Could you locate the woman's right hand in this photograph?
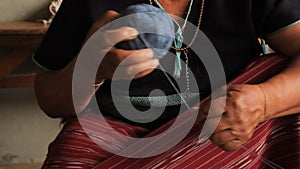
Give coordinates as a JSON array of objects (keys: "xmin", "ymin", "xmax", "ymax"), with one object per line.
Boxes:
[{"xmin": 85, "ymin": 10, "xmax": 159, "ymax": 82}]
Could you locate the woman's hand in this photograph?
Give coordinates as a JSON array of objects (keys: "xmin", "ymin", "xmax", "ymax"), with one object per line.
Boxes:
[
  {"xmin": 202, "ymin": 23, "xmax": 300, "ymax": 152},
  {"xmin": 35, "ymin": 10, "xmax": 159, "ymax": 118},
  {"xmin": 85, "ymin": 10, "xmax": 159, "ymax": 82},
  {"xmin": 199, "ymin": 84, "xmax": 266, "ymax": 151}
]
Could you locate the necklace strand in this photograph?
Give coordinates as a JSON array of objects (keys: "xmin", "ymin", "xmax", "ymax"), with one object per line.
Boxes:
[
  {"xmin": 183, "ymin": 49, "xmax": 190, "ymax": 95},
  {"xmin": 150, "ymin": 0, "xmax": 205, "ymax": 78},
  {"xmin": 152, "ymin": 0, "xmax": 194, "ymax": 78},
  {"xmin": 149, "ymin": 0, "xmax": 205, "ymax": 51}
]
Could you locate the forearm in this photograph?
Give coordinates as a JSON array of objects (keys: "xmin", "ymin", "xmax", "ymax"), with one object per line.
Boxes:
[
  {"xmin": 35, "ymin": 58, "xmax": 101, "ymax": 118},
  {"xmin": 259, "ymin": 55, "xmax": 300, "ymax": 120},
  {"xmin": 34, "ymin": 11, "xmax": 142, "ymax": 118}
]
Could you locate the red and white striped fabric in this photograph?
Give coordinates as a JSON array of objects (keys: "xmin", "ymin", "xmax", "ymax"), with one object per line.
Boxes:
[
  {"xmin": 41, "ymin": 111, "xmax": 150, "ymax": 168},
  {"xmin": 42, "ymin": 54, "xmax": 300, "ymax": 168},
  {"xmin": 96, "ymin": 114, "xmax": 300, "ymax": 169}
]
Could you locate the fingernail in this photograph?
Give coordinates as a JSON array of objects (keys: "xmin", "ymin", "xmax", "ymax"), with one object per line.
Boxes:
[
  {"xmin": 138, "ymin": 49, "xmax": 152, "ymax": 56},
  {"xmin": 153, "ymin": 59, "xmax": 159, "ymax": 65},
  {"xmin": 146, "ymin": 49, "xmax": 153, "ymax": 55},
  {"xmin": 127, "ymin": 28, "xmax": 138, "ymax": 36}
]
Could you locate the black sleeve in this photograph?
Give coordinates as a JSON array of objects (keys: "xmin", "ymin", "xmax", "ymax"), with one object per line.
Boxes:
[
  {"xmin": 252, "ymin": 0, "xmax": 300, "ymax": 36},
  {"xmin": 33, "ymin": 0, "xmax": 92, "ymax": 70}
]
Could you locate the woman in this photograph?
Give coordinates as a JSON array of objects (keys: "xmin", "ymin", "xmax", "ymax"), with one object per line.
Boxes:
[{"xmin": 33, "ymin": 0, "xmax": 300, "ymax": 168}]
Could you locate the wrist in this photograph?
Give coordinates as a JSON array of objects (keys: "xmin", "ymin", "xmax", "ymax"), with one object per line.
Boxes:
[
  {"xmin": 257, "ymin": 84, "xmax": 268, "ymax": 121},
  {"xmin": 256, "ymin": 83, "xmax": 276, "ymax": 120}
]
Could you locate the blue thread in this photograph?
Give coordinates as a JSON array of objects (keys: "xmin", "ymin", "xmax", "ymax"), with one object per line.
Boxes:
[{"xmin": 112, "ymin": 4, "xmax": 175, "ymax": 59}]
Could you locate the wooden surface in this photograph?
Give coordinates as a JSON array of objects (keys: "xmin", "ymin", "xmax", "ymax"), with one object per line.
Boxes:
[
  {"xmin": 0, "ymin": 21, "xmax": 48, "ymax": 35},
  {"xmin": 0, "ymin": 21, "xmax": 48, "ymax": 49},
  {"xmin": 0, "ymin": 22, "xmax": 49, "ymax": 88},
  {"xmin": 0, "ymin": 74, "xmax": 36, "ymax": 88},
  {"xmin": 0, "ymin": 49, "xmax": 33, "ymax": 78}
]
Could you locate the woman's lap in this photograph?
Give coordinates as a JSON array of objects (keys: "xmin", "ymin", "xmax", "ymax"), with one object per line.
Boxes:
[
  {"xmin": 41, "ymin": 109, "xmax": 150, "ymax": 169},
  {"xmin": 42, "ymin": 108, "xmax": 300, "ymax": 168}
]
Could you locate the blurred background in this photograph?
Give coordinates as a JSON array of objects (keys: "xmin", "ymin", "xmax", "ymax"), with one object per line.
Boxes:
[
  {"xmin": 0, "ymin": 0, "xmax": 61, "ymax": 168},
  {"xmin": 0, "ymin": 0, "xmax": 50, "ymax": 22}
]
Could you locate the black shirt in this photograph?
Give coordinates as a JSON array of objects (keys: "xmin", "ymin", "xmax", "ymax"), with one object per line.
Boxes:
[{"xmin": 33, "ymin": 0, "xmax": 300, "ymax": 127}]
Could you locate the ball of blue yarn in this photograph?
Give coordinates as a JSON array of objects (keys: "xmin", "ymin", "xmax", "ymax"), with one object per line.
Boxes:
[{"xmin": 113, "ymin": 4, "xmax": 175, "ymax": 59}]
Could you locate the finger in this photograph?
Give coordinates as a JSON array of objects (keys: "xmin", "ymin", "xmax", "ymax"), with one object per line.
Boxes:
[
  {"xmin": 214, "ymin": 120, "xmax": 255, "ymax": 142},
  {"xmin": 219, "ymin": 139, "xmax": 243, "ymax": 152},
  {"xmin": 109, "ymin": 59, "xmax": 158, "ymax": 80},
  {"xmin": 97, "ymin": 10, "xmax": 120, "ymax": 27},
  {"xmin": 213, "ymin": 109, "xmax": 252, "ymax": 136},
  {"xmin": 224, "ymin": 93, "xmax": 258, "ymax": 128},
  {"xmin": 212, "ymin": 97, "xmax": 240, "ymax": 131},
  {"xmin": 134, "ymin": 68, "xmax": 156, "ymax": 79},
  {"xmin": 87, "ymin": 10, "xmax": 120, "ymax": 38},
  {"xmin": 210, "ymin": 129, "xmax": 236, "ymax": 145},
  {"xmin": 202, "ymin": 93, "xmax": 236, "ymax": 133},
  {"xmin": 125, "ymin": 59, "xmax": 159, "ymax": 78},
  {"xmin": 227, "ymin": 84, "xmax": 243, "ymax": 93},
  {"xmin": 105, "ymin": 48, "xmax": 153, "ymax": 66},
  {"xmin": 202, "ymin": 96, "xmax": 226, "ymax": 117},
  {"xmin": 197, "ymin": 96, "xmax": 226, "ymax": 132},
  {"xmin": 211, "ymin": 117, "xmax": 230, "ymax": 135},
  {"xmin": 102, "ymin": 27, "xmax": 138, "ymax": 47}
]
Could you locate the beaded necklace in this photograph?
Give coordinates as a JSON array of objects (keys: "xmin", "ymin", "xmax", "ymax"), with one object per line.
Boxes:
[{"xmin": 149, "ymin": 0, "xmax": 205, "ymax": 78}]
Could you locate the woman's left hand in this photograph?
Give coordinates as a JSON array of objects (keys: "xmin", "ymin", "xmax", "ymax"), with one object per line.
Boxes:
[{"xmin": 200, "ymin": 84, "xmax": 266, "ymax": 151}]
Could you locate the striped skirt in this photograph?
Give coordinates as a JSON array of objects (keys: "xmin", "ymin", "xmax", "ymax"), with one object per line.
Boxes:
[{"xmin": 42, "ymin": 54, "xmax": 300, "ymax": 168}]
